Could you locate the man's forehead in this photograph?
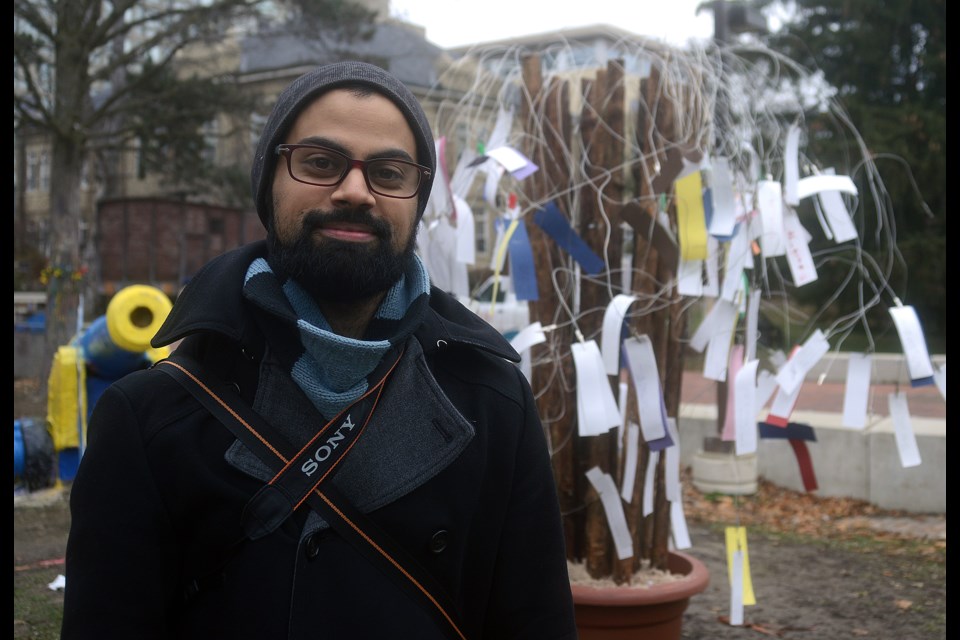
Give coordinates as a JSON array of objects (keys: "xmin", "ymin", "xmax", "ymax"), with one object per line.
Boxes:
[
  {"xmin": 299, "ymin": 87, "xmax": 402, "ymax": 116},
  {"xmin": 286, "ymin": 90, "xmax": 416, "ymax": 149}
]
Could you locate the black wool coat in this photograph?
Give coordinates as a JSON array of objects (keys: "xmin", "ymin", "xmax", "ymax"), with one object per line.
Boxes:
[{"xmin": 61, "ymin": 241, "xmax": 577, "ymax": 640}]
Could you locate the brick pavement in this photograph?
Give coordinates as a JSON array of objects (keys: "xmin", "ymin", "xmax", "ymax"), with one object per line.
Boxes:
[{"xmin": 681, "ymin": 370, "xmax": 945, "ymax": 419}]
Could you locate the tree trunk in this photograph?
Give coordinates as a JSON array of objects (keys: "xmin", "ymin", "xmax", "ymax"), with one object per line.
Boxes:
[{"xmin": 40, "ymin": 0, "xmax": 92, "ymax": 392}]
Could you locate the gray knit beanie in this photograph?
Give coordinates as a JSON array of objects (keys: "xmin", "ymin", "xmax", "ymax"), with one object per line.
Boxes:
[{"xmin": 250, "ymin": 61, "xmax": 436, "ymax": 230}]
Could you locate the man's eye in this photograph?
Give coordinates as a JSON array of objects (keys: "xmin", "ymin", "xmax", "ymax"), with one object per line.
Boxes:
[
  {"xmin": 370, "ymin": 163, "xmax": 406, "ymax": 183},
  {"xmin": 304, "ymin": 155, "xmax": 336, "ymax": 171}
]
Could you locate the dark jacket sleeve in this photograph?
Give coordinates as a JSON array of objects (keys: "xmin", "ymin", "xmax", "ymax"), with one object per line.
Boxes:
[
  {"xmin": 483, "ymin": 365, "xmax": 577, "ymax": 639},
  {"xmin": 61, "ymin": 382, "xmax": 180, "ymax": 639}
]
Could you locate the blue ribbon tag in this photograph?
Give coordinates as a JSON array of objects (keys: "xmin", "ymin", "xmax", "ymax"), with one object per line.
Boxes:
[
  {"xmin": 758, "ymin": 421, "xmax": 817, "ymax": 442},
  {"xmin": 532, "ymin": 202, "xmax": 605, "ymax": 275},
  {"xmin": 507, "ymin": 218, "xmax": 539, "ymax": 301}
]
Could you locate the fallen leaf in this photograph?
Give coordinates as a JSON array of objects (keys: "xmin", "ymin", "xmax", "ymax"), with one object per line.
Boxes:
[
  {"xmin": 681, "ymin": 469, "xmax": 946, "ymax": 559},
  {"xmin": 746, "ymin": 622, "xmax": 781, "ymax": 636}
]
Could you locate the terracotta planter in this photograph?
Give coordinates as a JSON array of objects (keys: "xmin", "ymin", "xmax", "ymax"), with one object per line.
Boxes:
[{"xmin": 571, "ymin": 551, "xmax": 710, "ymax": 640}]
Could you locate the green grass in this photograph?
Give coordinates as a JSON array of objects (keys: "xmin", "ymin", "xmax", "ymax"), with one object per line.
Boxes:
[{"xmin": 14, "ymin": 567, "xmax": 64, "ymax": 640}]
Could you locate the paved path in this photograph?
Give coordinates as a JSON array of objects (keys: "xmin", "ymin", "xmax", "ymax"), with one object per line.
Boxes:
[{"xmin": 681, "ymin": 371, "xmax": 946, "ymax": 419}]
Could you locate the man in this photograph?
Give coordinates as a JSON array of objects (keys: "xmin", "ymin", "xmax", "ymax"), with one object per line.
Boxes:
[{"xmin": 61, "ymin": 61, "xmax": 577, "ymax": 639}]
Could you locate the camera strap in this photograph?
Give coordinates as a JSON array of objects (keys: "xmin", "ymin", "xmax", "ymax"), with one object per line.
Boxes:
[{"xmin": 156, "ymin": 352, "xmax": 468, "ymax": 640}]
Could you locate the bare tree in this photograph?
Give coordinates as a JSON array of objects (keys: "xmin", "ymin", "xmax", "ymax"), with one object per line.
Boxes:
[{"xmin": 14, "ymin": 0, "xmax": 378, "ymax": 387}]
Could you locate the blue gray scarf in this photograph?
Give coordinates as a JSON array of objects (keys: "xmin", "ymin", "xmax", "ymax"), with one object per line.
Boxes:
[{"xmin": 242, "ymin": 255, "xmax": 431, "ymax": 419}]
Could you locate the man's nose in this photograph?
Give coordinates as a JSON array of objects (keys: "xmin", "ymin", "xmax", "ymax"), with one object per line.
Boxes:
[{"xmin": 331, "ymin": 166, "xmax": 376, "ymax": 206}]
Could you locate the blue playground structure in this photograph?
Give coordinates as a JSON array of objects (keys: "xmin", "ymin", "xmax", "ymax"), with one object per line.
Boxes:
[{"xmin": 14, "ymin": 285, "xmax": 173, "ymax": 489}]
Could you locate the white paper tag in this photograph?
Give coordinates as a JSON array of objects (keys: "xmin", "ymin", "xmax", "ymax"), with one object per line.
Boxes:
[
  {"xmin": 620, "ymin": 423, "xmax": 640, "ymax": 503},
  {"xmin": 782, "ymin": 207, "xmax": 818, "ymax": 287},
  {"xmin": 729, "ymin": 549, "xmax": 745, "ymax": 626},
  {"xmin": 816, "ymin": 168, "xmax": 859, "ymax": 243},
  {"xmin": 720, "ymin": 225, "xmax": 750, "ymax": 302},
  {"xmin": 509, "ymin": 322, "xmax": 547, "ymax": 385},
  {"xmin": 623, "ymin": 336, "xmax": 668, "ymax": 442},
  {"xmin": 757, "ymin": 180, "xmax": 786, "ymax": 258},
  {"xmin": 768, "ymin": 378, "xmax": 802, "ymax": 424},
  {"xmin": 703, "ymin": 235, "xmax": 720, "ymax": 297},
  {"xmin": 585, "ymin": 467, "xmax": 634, "ymax": 560},
  {"xmin": 796, "ymin": 173, "xmax": 857, "ymax": 200},
  {"xmin": 708, "ymin": 157, "xmax": 738, "ymax": 237},
  {"xmin": 775, "ymin": 330, "xmax": 830, "ymax": 396},
  {"xmin": 754, "ymin": 370, "xmax": 778, "ymax": 415},
  {"xmin": 887, "ymin": 392, "xmax": 922, "ymax": 468},
  {"xmin": 601, "ymin": 295, "xmax": 637, "ymax": 376},
  {"xmin": 689, "ymin": 299, "xmax": 738, "ymax": 382},
  {"xmin": 677, "ymin": 259, "xmax": 704, "ymax": 297},
  {"xmin": 888, "ymin": 306, "xmax": 935, "ymax": 381},
  {"xmin": 842, "ymin": 353, "xmax": 872, "ymax": 430},
  {"xmin": 783, "ymin": 124, "xmax": 802, "ymax": 206},
  {"xmin": 703, "ymin": 305, "xmax": 738, "ymax": 382},
  {"xmin": 934, "ymin": 364, "xmax": 946, "ymax": 400},
  {"xmin": 642, "ymin": 450, "xmax": 659, "ymax": 517},
  {"xmin": 485, "ymin": 145, "xmax": 531, "ymax": 173},
  {"xmin": 571, "ymin": 341, "xmax": 622, "ymax": 436},
  {"xmin": 735, "ymin": 360, "xmax": 760, "ymax": 455}
]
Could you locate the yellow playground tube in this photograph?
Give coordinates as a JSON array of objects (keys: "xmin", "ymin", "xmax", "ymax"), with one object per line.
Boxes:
[{"xmin": 46, "ymin": 285, "xmax": 173, "ymax": 480}]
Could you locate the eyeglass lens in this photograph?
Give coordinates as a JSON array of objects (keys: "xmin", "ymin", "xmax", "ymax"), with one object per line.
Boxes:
[{"xmin": 287, "ymin": 146, "xmax": 421, "ymax": 197}]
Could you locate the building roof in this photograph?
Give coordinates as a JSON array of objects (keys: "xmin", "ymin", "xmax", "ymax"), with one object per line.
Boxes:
[
  {"xmin": 445, "ymin": 23, "xmax": 667, "ymax": 55},
  {"xmin": 239, "ymin": 19, "xmax": 449, "ymax": 91}
]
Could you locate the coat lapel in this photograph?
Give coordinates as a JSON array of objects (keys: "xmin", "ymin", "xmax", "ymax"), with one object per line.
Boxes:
[{"xmin": 225, "ymin": 334, "xmax": 474, "ymax": 534}]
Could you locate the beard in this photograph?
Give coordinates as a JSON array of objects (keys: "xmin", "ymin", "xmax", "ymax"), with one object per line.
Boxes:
[{"xmin": 268, "ymin": 207, "xmax": 417, "ymax": 303}]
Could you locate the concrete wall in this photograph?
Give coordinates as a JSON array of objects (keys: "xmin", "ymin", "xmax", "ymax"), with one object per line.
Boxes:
[{"xmin": 677, "ymin": 403, "xmax": 946, "ymax": 514}]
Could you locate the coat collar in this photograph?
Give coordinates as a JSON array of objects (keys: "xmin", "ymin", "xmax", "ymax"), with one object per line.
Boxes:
[
  {"xmin": 152, "ymin": 240, "xmax": 521, "ymax": 364},
  {"xmin": 152, "ymin": 241, "xmax": 266, "ymax": 349}
]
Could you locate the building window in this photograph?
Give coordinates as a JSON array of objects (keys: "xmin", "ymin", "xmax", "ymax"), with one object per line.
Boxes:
[
  {"xmin": 26, "ymin": 150, "xmax": 39, "ymax": 191},
  {"xmin": 136, "ymin": 137, "xmax": 147, "ymax": 179},
  {"xmin": 39, "ymin": 150, "xmax": 50, "ymax": 191},
  {"xmin": 201, "ymin": 119, "xmax": 218, "ymax": 165}
]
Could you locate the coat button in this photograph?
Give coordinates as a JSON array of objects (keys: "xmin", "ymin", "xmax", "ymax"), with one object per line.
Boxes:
[
  {"xmin": 304, "ymin": 532, "xmax": 324, "ymax": 559},
  {"xmin": 429, "ymin": 530, "xmax": 449, "ymax": 554}
]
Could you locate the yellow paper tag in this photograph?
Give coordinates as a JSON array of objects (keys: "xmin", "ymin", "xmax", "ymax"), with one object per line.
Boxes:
[
  {"xmin": 489, "ymin": 218, "xmax": 521, "ymax": 316},
  {"xmin": 725, "ymin": 526, "xmax": 756, "ymax": 605},
  {"xmin": 675, "ymin": 170, "xmax": 708, "ymax": 261}
]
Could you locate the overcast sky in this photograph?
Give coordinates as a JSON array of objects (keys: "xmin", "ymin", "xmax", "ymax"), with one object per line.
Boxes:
[{"xmin": 388, "ymin": 0, "xmax": 722, "ymax": 49}]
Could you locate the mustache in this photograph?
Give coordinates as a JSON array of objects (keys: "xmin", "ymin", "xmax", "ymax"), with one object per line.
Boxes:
[{"xmin": 301, "ymin": 208, "xmax": 391, "ymax": 239}]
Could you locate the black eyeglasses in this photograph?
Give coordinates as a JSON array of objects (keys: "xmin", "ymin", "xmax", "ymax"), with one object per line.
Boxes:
[{"xmin": 276, "ymin": 144, "xmax": 431, "ymax": 199}]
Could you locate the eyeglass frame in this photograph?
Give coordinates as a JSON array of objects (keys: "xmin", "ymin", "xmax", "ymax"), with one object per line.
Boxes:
[{"xmin": 275, "ymin": 143, "xmax": 431, "ymax": 200}]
